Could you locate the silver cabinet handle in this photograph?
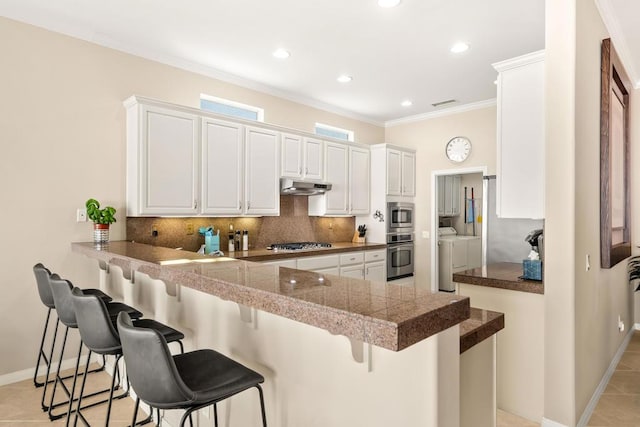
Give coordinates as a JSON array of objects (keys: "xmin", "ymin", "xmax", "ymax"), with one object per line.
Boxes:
[
  {"xmin": 247, "ymin": 201, "xmax": 251, "ymax": 210},
  {"xmin": 194, "ymin": 200, "xmax": 198, "ymax": 209},
  {"xmin": 306, "ymin": 167, "xmax": 309, "ymax": 174},
  {"xmin": 299, "ymin": 167, "xmax": 302, "ymax": 175},
  {"xmin": 239, "ymin": 201, "xmax": 242, "ymax": 210}
]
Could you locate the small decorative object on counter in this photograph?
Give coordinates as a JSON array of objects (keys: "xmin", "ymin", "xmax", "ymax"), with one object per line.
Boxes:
[
  {"xmin": 85, "ymin": 198, "xmax": 116, "ymax": 244},
  {"xmin": 242, "ymin": 230, "xmax": 249, "ymax": 251}
]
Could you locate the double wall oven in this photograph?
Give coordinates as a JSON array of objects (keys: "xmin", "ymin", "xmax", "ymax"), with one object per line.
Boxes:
[{"xmin": 387, "ymin": 202, "xmax": 415, "ymax": 280}]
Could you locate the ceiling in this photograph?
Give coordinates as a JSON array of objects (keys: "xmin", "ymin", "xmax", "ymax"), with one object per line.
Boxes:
[{"xmin": 0, "ymin": 1, "xmax": 637, "ymax": 125}]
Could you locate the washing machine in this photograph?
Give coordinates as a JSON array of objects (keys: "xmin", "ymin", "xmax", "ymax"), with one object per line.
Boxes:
[{"xmin": 438, "ymin": 227, "xmax": 481, "ymax": 292}]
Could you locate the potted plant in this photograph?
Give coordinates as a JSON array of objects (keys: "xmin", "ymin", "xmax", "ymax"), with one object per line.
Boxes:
[{"xmin": 86, "ymin": 198, "xmax": 116, "ymax": 243}]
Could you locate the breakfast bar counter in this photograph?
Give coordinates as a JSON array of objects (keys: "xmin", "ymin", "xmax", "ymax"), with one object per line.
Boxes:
[
  {"xmin": 71, "ymin": 241, "xmax": 505, "ymax": 427},
  {"xmin": 72, "ymin": 241, "xmax": 469, "ymax": 351},
  {"xmin": 453, "ymin": 262, "xmax": 544, "ymax": 295}
]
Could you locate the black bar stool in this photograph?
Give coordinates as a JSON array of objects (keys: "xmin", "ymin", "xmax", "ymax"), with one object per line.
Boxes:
[
  {"xmin": 70, "ymin": 287, "xmax": 185, "ymax": 426},
  {"xmin": 117, "ymin": 311, "xmax": 267, "ymax": 427},
  {"xmin": 32, "ymin": 263, "xmax": 112, "ymax": 412},
  {"xmin": 47, "ymin": 273, "xmax": 143, "ymax": 422}
]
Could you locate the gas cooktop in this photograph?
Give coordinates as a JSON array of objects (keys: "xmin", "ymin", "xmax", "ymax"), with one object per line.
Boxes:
[{"xmin": 268, "ymin": 242, "xmax": 332, "ymax": 251}]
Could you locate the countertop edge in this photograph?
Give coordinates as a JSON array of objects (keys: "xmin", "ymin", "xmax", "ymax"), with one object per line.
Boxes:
[{"xmin": 72, "ymin": 241, "xmax": 469, "ymax": 352}]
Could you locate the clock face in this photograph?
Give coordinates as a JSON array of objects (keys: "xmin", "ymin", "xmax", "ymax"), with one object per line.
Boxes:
[{"xmin": 445, "ymin": 136, "xmax": 471, "ymax": 163}]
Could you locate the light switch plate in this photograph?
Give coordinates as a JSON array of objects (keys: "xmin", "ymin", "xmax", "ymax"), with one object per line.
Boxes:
[{"xmin": 422, "ymin": 230, "xmax": 429, "ymax": 239}]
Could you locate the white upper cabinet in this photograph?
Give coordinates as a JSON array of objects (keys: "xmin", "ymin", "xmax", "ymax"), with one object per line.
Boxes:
[
  {"xmin": 493, "ymin": 50, "xmax": 545, "ymax": 219},
  {"xmin": 312, "ymin": 141, "xmax": 349, "ymax": 214},
  {"xmin": 280, "ymin": 133, "xmax": 303, "ymax": 178},
  {"xmin": 439, "ymin": 175, "xmax": 461, "ymax": 216},
  {"xmin": 281, "ymin": 134, "xmax": 323, "ymax": 181},
  {"xmin": 303, "ymin": 137, "xmax": 323, "ymax": 181},
  {"xmin": 126, "ymin": 101, "xmax": 199, "ymax": 216},
  {"xmin": 386, "ymin": 149, "xmax": 402, "ymax": 196},
  {"xmin": 245, "ymin": 126, "xmax": 280, "ymax": 215},
  {"xmin": 349, "ymin": 146, "xmax": 370, "ymax": 214},
  {"xmin": 386, "ymin": 148, "xmax": 415, "ymax": 197},
  {"xmin": 401, "ymin": 151, "xmax": 416, "ymax": 197},
  {"xmin": 201, "ymin": 118, "xmax": 243, "ymax": 215},
  {"xmin": 309, "ymin": 141, "xmax": 370, "ymax": 216}
]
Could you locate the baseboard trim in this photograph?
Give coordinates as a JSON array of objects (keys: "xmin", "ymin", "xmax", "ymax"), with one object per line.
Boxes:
[
  {"xmin": 575, "ymin": 326, "xmax": 634, "ymax": 427},
  {"xmin": 541, "ymin": 417, "xmax": 569, "ymax": 427},
  {"xmin": 0, "ymin": 354, "xmax": 95, "ymax": 386}
]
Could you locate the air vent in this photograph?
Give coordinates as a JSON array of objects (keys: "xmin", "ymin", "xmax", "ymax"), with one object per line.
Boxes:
[{"xmin": 431, "ymin": 99, "xmax": 457, "ymax": 107}]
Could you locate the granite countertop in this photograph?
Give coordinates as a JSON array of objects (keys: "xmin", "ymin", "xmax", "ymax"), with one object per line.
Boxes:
[
  {"xmin": 72, "ymin": 241, "xmax": 470, "ymax": 352},
  {"xmin": 226, "ymin": 241, "xmax": 388, "ymax": 262},
  {"xmin": 452, "ymin": 262, "xmax": 544, "ymax": 295},
  {"xmin": 459, "ymin": 308, "xmax": 505, "ymax": 354}
]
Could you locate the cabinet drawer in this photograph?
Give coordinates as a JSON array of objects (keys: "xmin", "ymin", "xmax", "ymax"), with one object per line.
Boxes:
[
  {"xmin": 297, "ymin": 255, "xmax": 340, "ymax": 271},
  {"xmin": 365, "ymin": 249, "xmax": 386, "ymax": 263},
  {"xmin": 340, "ymin": 252, "xmax": 365, "ymax": 266},
  {"xmin": 261, "ymin": 259, "xmax": 297, "ymax": 268}
]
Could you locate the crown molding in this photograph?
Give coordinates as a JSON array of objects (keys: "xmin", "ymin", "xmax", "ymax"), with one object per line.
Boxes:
[{"xmin": 384, "ymin": 99, "xmax": 497, "ymax": 128}]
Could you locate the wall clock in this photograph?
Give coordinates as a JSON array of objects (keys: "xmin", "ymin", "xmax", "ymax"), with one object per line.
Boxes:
[{"xmin": 445, "ymin": 136, "xmax": 471, "ymax": 163}]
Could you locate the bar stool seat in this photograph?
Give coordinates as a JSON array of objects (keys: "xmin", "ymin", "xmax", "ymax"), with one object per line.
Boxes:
[
  {"xmin": 71, "ymin": 287, "xmax": 185, "ymax": 426},
  {"xmin": 46, "ymin": 274, "xmax": 143, "ymax": 422},
  {"xmin": 117, "ymin": 312, "xmax": 267, "ymax": 427}
]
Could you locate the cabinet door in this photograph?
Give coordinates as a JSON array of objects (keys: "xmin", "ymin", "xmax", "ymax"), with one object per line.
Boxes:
[
  {"xmin": 451, "ymin": 175, "xmax": 461, "ymax": 216},
  {"xmin": 201, "ymin": 118, "xmax": 243, "ymax": 215},
  {"xmin": 340, "ymin": 264, "xmax": 365, "ymax": 279},
  {"xmin": 437, "ymin": 176, "xmax": 445, "ymax": 216},
  {"xmin": 365, "ymin": 261, "xmax": 386, "ymax": 282},
  {"xmin": 140, "ymin": 106, "xmax": 199, "ymax": 215},
  {"xmin": 495, "ymin": 53, "xmax": 545, "ymax": 219},
  {"xmin": 444, "ymin": 176, "xmax": 454, "ymax": 215},
  {"xmin": 349, "ymin": 146, "xmax": 370, "ymax": 214},
  {"xmin": 303, "ymin": 137, "xmax": 323, "ymax": 180},
  {"xmin": 245, "ymin": 126, "xmax": 280, "ymax": 215},
  {"xmin": 401, "ymin": 151, "xmax": 416, "ymax": 196},
  {"xmin": 322, "ymin": 142, "xmax": 349, "ymax": 214},
  {"xmin": 386, "ymin": 149, "xmax": 402, "ymax": 196},
  {"xmin": 281, "ymin": 133, "xmax": 303, "ymax": 178},
  {"xmin": 451, "ymin": 240, "xmax": 468, "ymax": 270}
]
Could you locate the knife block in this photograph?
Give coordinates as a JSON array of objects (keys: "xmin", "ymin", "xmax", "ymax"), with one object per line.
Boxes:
[{"xmin": 352, "ymin": 232, "xmax": 365, "ymax": 243}]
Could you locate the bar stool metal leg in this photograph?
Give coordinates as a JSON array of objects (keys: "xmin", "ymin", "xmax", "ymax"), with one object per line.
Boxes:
[
  {"xmin": 33, "ymin": 308, "xmax": 52, "ymax": 388},
  {"xmin": 40, "ymin": 317, "xmax": 60, "ymax": 411}
]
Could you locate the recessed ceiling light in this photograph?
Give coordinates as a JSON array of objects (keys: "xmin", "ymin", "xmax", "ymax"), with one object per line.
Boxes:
[
  {"xmin": 493, "ymin": 79, "xmax": 498, "ymax": 85},
  {"xmin": 378, "ymin": 0, "xmax": 401, "ymax": 7},
  {"xmin": 337, "ymin": 75, "xmax": 353, "ymax": 83},
  {"xmin": 272, "ymin": 48, "xmax": 290, "ymax": 59},
  {"xmin": 450, "ymin": 42, "xmax": 470, "ymax": 54},
  {"xmin": 401, "ymin": 100, "xmax": 413, "ymax": 107}
]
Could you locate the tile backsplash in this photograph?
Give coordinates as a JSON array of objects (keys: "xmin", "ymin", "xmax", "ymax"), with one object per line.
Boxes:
[{"xmin": 126, "ymin": 196, "xmax": 355, "ymax": 252}]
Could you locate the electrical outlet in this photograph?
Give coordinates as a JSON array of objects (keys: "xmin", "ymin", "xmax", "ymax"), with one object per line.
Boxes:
[
  {"xmin": 186, "ymin": 223, "xmax": 194, "ymax": 235},
  {"xmin": 76, "ymin": 208, "xmax": 87, "ymax": 222},
  {"xmin": 151, "ymin": 225, "xmax": 158, "ymax": 237}
]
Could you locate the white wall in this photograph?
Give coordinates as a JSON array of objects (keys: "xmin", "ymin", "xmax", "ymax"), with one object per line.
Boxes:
[
  {"xmin": 0, "ymin": 16, "xmax": 384, "ymax": 377},
  {"xmin": 384, "ymin": 107, "xmax": 497, "ymax": 287}
]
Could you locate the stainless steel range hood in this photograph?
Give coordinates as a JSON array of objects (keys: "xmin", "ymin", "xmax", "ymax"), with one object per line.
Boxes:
[{"xmin": 280, "ymin": 178, "xmax": 332, "ymax": 196}]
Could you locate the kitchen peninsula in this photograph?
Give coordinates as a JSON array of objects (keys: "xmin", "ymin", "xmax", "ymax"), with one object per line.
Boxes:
[
  {"xmin": 71, "ymin": 241, "xmax": 499, "ymax": 427},
  {"xmin": 453, "ymin": 262, "xmax": 544, "ymax": 423}
]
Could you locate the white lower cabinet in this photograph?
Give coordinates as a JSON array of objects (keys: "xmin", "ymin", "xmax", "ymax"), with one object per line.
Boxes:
[
  {"xmin": 297, "ymin": 255, "xmax": 340, "ymax": 272},
  {"xmin": 261, "ymin": 249, "xmax": 386, "ymax": 282},
  {"xmin": 340, "ymin": 264, "xmax": 365, "ymax": 279},
  {"xmin": 261, "ymin": 259, "xmax": 297, "ymax": 268},
  {"xmin": 365, "ymin": 261, "xmax": 385, "ymax": 282}
]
